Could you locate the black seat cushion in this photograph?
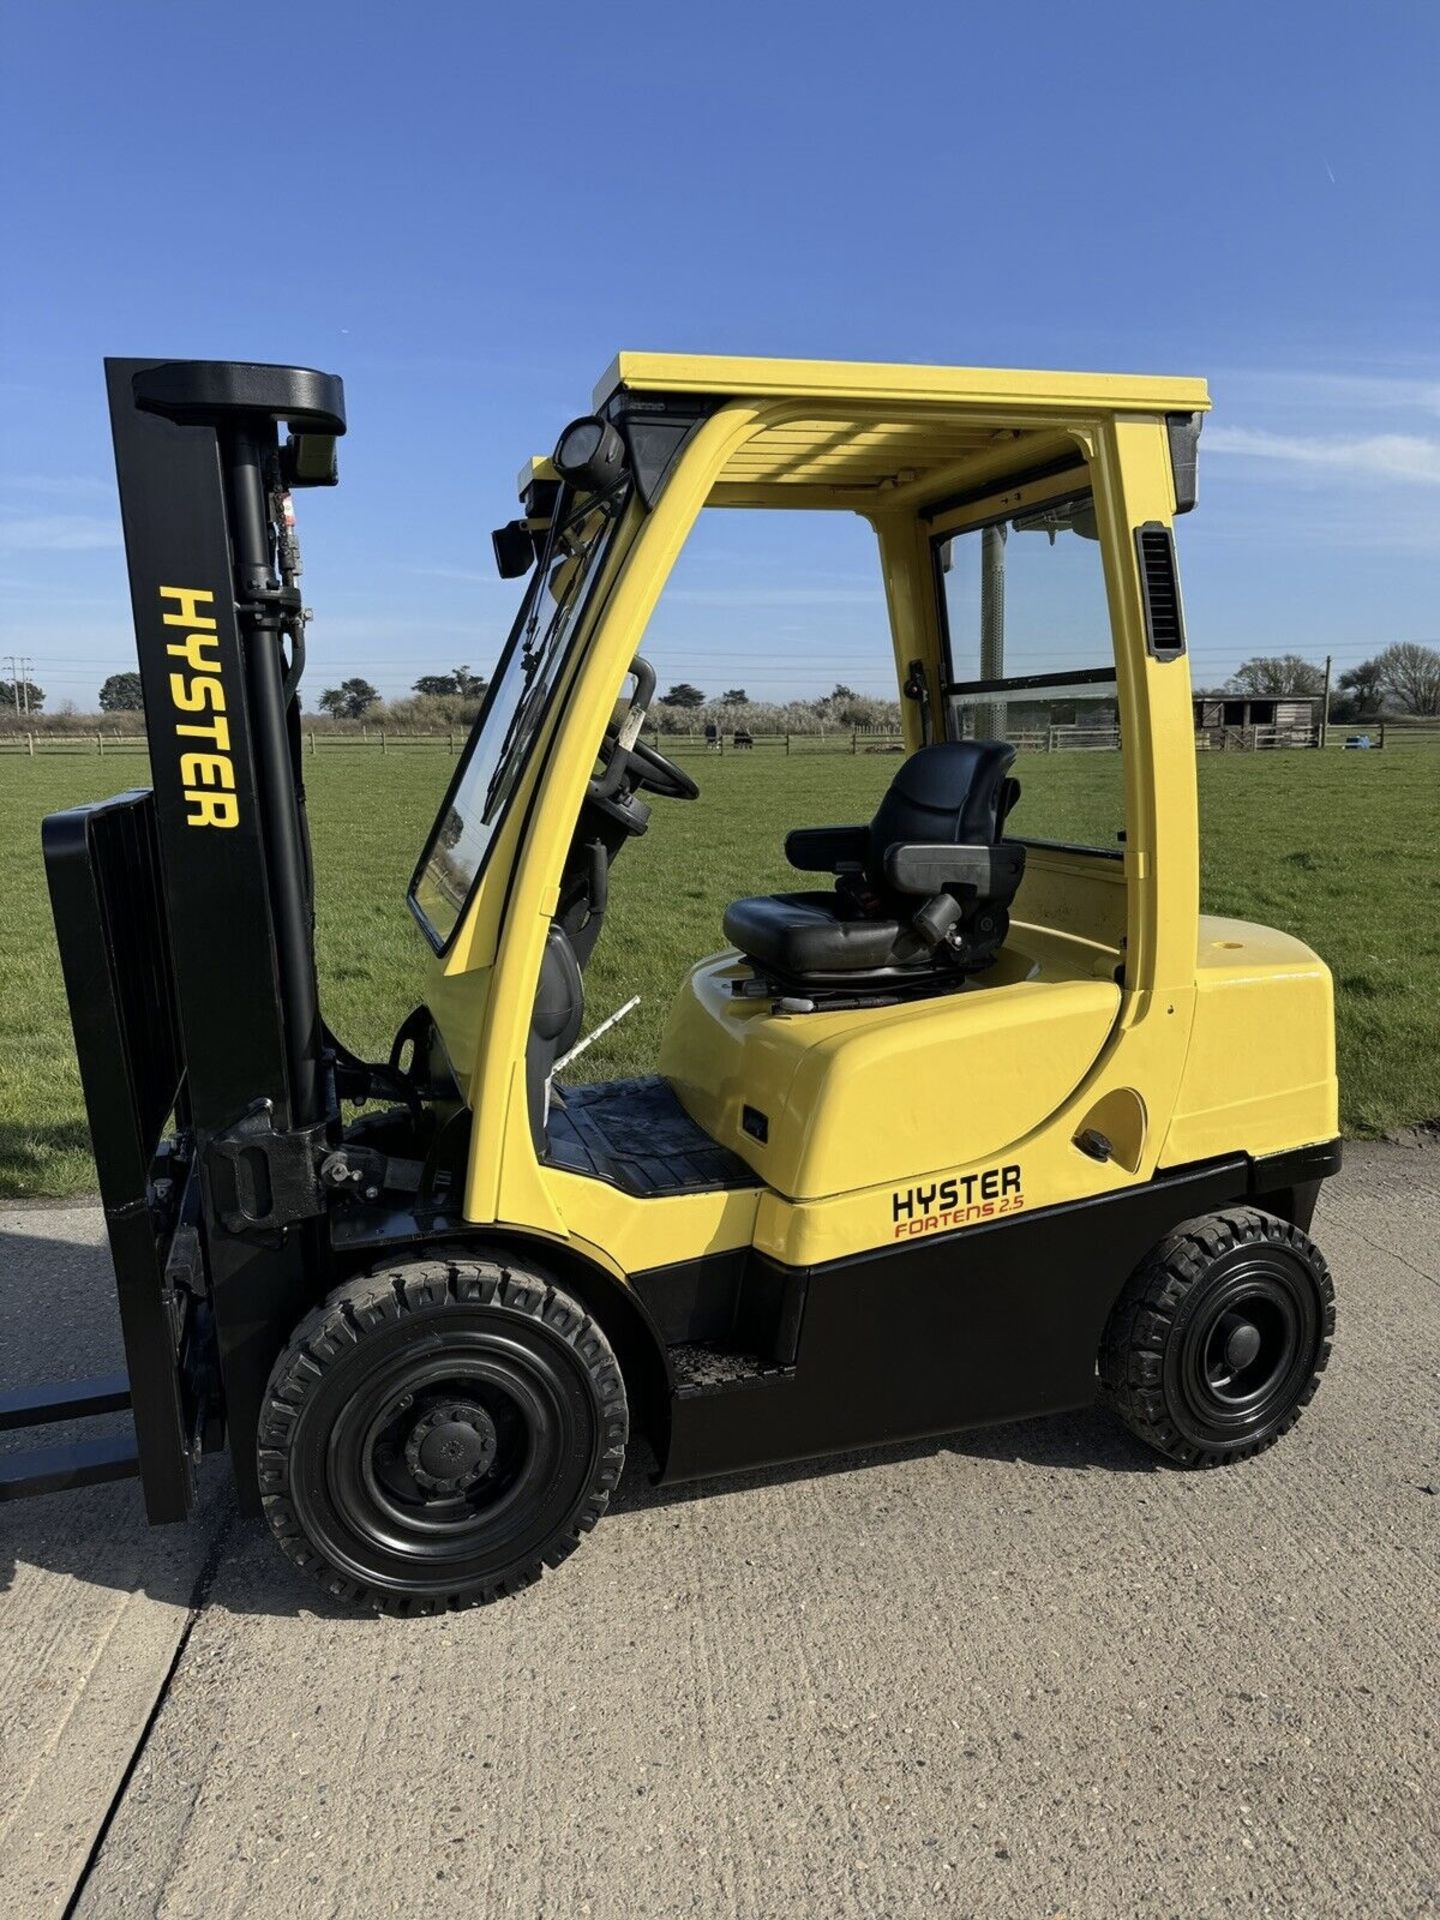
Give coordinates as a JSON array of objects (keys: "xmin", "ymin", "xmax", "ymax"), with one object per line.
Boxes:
[
  {"xmin": 722, "ymin": 891, "xmax": 904, "ymax": 976},
  {"xmin": 724, "ymin": 741, "xmax": 1024, "ymax": 989}
]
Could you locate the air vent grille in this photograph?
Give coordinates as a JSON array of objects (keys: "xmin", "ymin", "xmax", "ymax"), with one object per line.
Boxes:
[{"xmin": 1134, "ymin": 523, "xmax": 1186, "ymax": 659}]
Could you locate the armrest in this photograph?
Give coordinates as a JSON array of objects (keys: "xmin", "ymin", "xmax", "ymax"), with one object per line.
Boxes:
[
  {"xmin": 884, "ymin": 841, "xmax": 1026, "ymax": 897},
  {"xmin": 784, "ymin": 824, "xmax": 869, "ymax": 873}
]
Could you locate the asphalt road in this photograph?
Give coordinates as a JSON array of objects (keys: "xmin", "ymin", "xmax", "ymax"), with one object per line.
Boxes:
[{"xmin": 2, "ymin": 1144, "xmax": 1436, "ymax": 1920}]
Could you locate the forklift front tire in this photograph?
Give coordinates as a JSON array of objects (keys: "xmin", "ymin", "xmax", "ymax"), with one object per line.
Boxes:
[
  {"xmin": 257, "ymin": 1260, "xmax": 628, "ymax": 1614},
  {"xmin": 1100, "ymin": 1208, "xmax": 1335, "ymax": 1469}
]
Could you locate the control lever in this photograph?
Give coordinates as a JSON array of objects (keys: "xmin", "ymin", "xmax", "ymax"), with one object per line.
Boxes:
[{"xmin": 911, "ymin": 892, "xmax": 963, "ymax": 948}]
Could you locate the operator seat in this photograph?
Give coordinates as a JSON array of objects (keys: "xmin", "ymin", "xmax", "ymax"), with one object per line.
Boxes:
[{"xmin": 723, "ymin": 741, "xmax": 1025, "ymax": 993}]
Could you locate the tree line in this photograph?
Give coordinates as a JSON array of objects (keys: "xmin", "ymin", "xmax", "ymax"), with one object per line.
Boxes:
[
  {"xmin": 311, "ymin": 665, "xmax": 489, "ymax": 719},
  {"xmin": 7, "ymin": 644, "xmax": 1440, "ymax": 725}
]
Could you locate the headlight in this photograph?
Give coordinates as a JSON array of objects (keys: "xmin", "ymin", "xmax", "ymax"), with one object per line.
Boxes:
[{"xmin": 553, "ymin": 415, "xmax": 627, "ymax": 493}]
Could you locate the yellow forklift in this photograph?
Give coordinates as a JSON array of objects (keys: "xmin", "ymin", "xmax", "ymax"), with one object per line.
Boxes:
[{"xmin": 3, "ymin": 353, "xmax": 1339, "ymax": 1614}]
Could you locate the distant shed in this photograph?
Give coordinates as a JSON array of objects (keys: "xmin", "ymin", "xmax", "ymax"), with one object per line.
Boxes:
[{"xmin": 1193, "ymin": 694, "xmax": 1319, "ymax": 746}]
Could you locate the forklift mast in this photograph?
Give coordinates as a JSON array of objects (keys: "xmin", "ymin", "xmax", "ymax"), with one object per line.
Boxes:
[
  {"xmin": 106, "ymin": 360, "xmax": 344, "ymax": 1134},
  {"xmin": 1, "ymin": 361, "xmax": 347, "ymax": 1518}
]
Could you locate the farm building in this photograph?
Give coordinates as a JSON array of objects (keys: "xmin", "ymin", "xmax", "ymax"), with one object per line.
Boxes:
[
  {"xmin": 1193, "ymin": 694, "xmax": 1319, "ymax": 747},
  {"xmin": 953, "ymin": 695, "xmax": 1119, "ymax": 748}
]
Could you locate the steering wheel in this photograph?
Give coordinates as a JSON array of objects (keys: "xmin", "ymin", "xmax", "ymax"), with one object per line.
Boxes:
[
  {"xmin": 626, "ymin": 733, "xmax": 699, "ymax": 802},
  {"xmin": 588, "ymin": 655, "xmax": 700, "ymax": 811}
]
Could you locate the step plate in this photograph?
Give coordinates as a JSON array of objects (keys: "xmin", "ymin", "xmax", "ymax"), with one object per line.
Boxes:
[{"xmin": 670, "ymin": 1342, "xmax": 795, "ymax": 1397}]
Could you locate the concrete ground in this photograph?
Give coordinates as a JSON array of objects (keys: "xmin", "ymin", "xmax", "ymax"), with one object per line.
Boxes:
[{"xmin": 1, "ymin": 1145, "xmax": 1436, "ymax": 1920}]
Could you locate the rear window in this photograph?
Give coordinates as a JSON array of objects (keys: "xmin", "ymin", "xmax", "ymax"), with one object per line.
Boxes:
[{"xmin": 936, "ymin": 493, "xmax": 1124, "ymax": 853}]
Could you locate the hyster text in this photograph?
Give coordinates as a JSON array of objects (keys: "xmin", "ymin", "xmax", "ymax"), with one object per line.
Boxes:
[
  {"xmin": 892, "ymin": 1165, "xmax": 1023, "ymax": 1237},
  {"xmin": 160, "ymin": 585, "xmax": 238, "ymax": 828}
]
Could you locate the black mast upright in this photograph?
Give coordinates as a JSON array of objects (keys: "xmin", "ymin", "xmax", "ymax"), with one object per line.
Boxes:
[
  {"xmin": 103, "ymin": 358, "xmax": 346, "ymax": 1505},
  {"xmin": 221, "ymin": 418, "xmax": 323, "ymax": 1127}
]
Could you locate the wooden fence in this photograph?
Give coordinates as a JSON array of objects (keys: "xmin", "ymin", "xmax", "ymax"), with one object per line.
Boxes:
[
  {"xmin": 0, "ymin": 731, "xmax": 152, "ymax": 756},
  {"xmin": 6, "ymin": 719, "xmax": 1438, "ymax": 759},
  {"xmin": 0, "ymin": 727, "xmax": 913, "ymax": 758},
  {"xmin": 641, "ymin": 728, "xmax": 904, "ymax": 755},
  {"xmin": 1195, "ymin": 724, "xmax": 1316, "ymax": 751},
  {"xmin": 0, "ymin": 729, "xmax": 469, "ymax": 757}
]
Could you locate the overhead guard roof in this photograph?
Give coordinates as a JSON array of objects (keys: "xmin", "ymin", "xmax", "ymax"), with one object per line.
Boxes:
[
  {"xmin": 594, "ymin": 352, "xmax": 1209, "ymax": 417},
  {"xmin": 593, "ymin": 353, "xmax": 1209, "ymax": 506}
]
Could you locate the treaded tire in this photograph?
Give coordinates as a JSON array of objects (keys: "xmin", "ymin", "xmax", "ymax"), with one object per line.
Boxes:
[
  {"xmin": 257, "ymin": 1258, "xmax": 627, "ymax": 1614},
  {"xmin": 1100, "ymin": 1207, "xmax": 1335, "ymax": 1468}
]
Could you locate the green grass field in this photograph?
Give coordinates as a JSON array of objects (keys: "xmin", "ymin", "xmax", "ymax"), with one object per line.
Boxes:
[{"xmin": 2, "ymin": 744, "xmax": 1436, "ymax": 1198}]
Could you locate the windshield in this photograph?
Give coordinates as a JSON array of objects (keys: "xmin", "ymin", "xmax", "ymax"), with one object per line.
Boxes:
[{"xmin": 410, "ymin": 480, "xmax": 631, "ymax": 949}]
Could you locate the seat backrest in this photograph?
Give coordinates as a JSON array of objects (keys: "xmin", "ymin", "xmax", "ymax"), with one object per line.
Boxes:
[{"xmin": 865, "ymin": 741, "xmax": 1017, "ymax": 891}]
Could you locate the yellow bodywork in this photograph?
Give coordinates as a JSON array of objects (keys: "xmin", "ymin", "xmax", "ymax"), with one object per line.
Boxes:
[
  {"xmin": 1163, "ymin": 916, "xmax": 1338, "ymax": 1167},
  {"xmin": 660, "ymin": 954, "xmax": 1122, "ymax": 1201},
  {"xmin": 413, "ymin": 353, "xmax": 1337, "ymax": 1285}
]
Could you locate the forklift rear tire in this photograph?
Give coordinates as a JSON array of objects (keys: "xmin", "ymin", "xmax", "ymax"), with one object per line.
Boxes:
[
  {"xmin": 257, "ymin": 1259, "xmax": 627, "ymax": 1614},
  {"xmin": 1099, "ymin": 1207, "xmax": 1334, "ymax": 1468}
]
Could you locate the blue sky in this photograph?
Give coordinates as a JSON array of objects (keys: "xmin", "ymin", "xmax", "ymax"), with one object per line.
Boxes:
[{"xmin": 2, "ymin": 1, "xmax": 1437, "ymax": 708}]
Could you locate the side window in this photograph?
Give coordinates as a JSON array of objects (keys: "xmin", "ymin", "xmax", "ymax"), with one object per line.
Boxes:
[
  {"xmin": 935, "ymin": 494, "xmax": 1124, "ymax": 853},
  {"xmin": 557, "ymin": 505, "xmax": 902, "ymax": 1083}
]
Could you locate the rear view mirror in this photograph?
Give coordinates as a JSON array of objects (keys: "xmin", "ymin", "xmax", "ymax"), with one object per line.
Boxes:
[
  {"xmin": 281, "ymin": 431, "xmax": 339, "ymax": 487},
  {"xmin": 492, "ymin": 519, "xmax": 535, "ymax": 578}
]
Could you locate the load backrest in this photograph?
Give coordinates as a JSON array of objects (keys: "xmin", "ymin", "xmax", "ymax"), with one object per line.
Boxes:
[{"xmin": 43, "ymin": 789, "xmax": 185, "ymax": 1209}]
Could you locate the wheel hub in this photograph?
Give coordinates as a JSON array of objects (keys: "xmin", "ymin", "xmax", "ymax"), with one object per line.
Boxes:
[
  {"xmin": 403, "ymin": 1401, "xmax": 498, "ymax": 1494},
  {"xmin": 1197, "ymin": 1286, "xmax": 1301, "ymax": 1411},
  {"xmin": 1220, "ymin": 1313, "xmax": 1263, "ymax": 1373}
]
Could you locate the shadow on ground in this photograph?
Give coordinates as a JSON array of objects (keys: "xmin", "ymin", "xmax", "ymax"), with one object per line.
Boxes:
[
  {"xmin": 0, "ymin": 1222, "xmax": 1157, "ymax": 1619},
  {"xmin": 0, "ymin": 1118, "xmax": 95, "ymax": 1194}
]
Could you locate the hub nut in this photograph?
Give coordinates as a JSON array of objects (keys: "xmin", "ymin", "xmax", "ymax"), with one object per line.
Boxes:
[{"xmin": 403, "ymin": 1401, "xmax": 498, "ymax": 1494}]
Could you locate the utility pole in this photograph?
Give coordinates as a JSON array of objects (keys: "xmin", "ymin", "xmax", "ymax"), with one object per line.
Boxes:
[
  {"xmin": 1319, "ymin": 653, "xmax": 1332, "ymax": 749},
  {"xmin": 978, "ymin": 522, "xmax": 1007, "ymax": 741},
  {"xmin": 5, "ymin": 654, "xmax": 34, "ymax": 716}
]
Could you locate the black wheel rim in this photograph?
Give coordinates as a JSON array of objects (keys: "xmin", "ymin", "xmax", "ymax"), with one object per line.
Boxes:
[
  {"xmin": 292, "ymin": 1319, "xmax": 600, "ymax": 1593},
  {"xmin": 1169, "ymin": 1254, "xmax": 1321, "ymax": 1446}
]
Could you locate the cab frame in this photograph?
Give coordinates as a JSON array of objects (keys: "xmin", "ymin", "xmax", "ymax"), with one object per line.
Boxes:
[{"xmin": 423, "ymin": 360, "xmax": 1216, "ymax": 1291}]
